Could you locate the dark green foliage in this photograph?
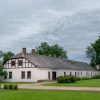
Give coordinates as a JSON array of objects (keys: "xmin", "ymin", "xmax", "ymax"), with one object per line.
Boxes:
[
  {"xmin": 81, "ymin": 77, "xmax": 91, "ymax": 80},
  {"xmin": 2, "ymin": 52, "xmax": 14, "ymax": 64},
  {"xmin": 36, "ymin": 42, "xmax": 68, "ymax": 59},
  {"xmin": 13, "ymin": 85, "xmax": 18, "ymax": 90},
  {"xmin": 8, "ymin": 84, "xmax": 13, "ymax": 90},
  {"xmin": 0, "ymin": 62, "xmax": 7, "ymax": 77},
  {"xmin": 57, "ymin": 75, "xmax": 78, "ymax": 83},
  {"xmin": 3, "ymin": 84, "xmax": 18, "ymax": 90},
  {"xmin": 86, "ymin": 36, "xmax": 100, "ymax": 67},
  {"xmin": 0, "ymin": 51, "xmax": 14, "ymax": 77},
  {"xmin": 92, "ymin": 75, "xmax": 100, "ymax": 79},
  {"xmin": 3, "ymin": 85, "xmax": 8, "ymax": 89}
]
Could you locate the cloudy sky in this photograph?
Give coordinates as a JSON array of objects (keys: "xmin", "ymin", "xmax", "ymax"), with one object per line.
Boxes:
[{"xmin": 0, "ymin": 0, "xmax": 100, "ymax": 62}]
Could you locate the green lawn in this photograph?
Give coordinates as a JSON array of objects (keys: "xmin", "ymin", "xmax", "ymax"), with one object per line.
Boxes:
[
  {"xmin": 0, "ymin": 90, "xmax": 100, "ymax": 100},
  {"xmin": 44, "ymin": 79, "xmax": 100, "ymax": 87}
]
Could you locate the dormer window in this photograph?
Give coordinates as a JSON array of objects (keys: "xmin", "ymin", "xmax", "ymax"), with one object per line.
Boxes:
[
  {"xmin": 18, "ymin": 60, "xmax": 22, "ymax": 66},
  {"xmin": 11, "ymin": 61, "xmax": 15, "ymax": 66}
]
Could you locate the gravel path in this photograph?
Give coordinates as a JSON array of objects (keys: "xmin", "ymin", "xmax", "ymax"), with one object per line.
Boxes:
[{"xmin": 18, "ymin": 83, "xmax": 100, "ymax": 91}]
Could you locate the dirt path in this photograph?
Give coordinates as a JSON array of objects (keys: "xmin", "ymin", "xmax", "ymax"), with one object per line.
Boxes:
[{"xmin": 18, "ymin": 83, "xmax": 100, "ymax": 91}]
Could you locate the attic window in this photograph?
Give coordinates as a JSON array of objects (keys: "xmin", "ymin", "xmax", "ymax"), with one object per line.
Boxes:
[
  {"xmin": 18, "ymin": 60, "xmax": 22, "ymax": 66},
  {"xmin": 11, "ymin": 61, "xmax": 15, "ymax": 66}
]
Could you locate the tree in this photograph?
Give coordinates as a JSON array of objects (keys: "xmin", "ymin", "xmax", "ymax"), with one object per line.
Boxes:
[
  {"xmin": 0, "ymin": 51, "xmax": 14, "ymax": 77},
  {"xmin": 0, "ymin": 62, "xmax": 7, "ymax": 77},
  {"xmin": 36, "ymin": 42, "xmax": 51, "ymax": 56},
  {"xmin": 86, "ymin": 36, "xmax": 100, "ymax": 67},
  {"xmin": 2, "ymin": 52, "xmax": 14, "ymax": 64},
  {"xmin": 36, "ymin": 42, "xmax": 68, "ymax": 59}
]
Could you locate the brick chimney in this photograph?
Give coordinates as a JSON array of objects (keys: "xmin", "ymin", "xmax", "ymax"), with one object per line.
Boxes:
[
  {"xmin": 31, "ymin": 49, "xmax": 36, "ymax": 55},
  {"xmin": 22, "ymin": 48, "xmax": 26, "ymax": 56},
  {"xmin": 96, "ymin": 65, "xmax": 100, "ymax": 70}
]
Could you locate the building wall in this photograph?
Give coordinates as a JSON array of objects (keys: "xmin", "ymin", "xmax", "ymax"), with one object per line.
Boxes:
[
  {"xmin": 4, "ymin": 58, "xmax": 35, "ymax": 69},
  {"xmin": 3, "ymin": 68, "xmax": 100, "ymax": 82},
  {"xmin": 3, "ymin": 57, "xmax": 100, "ymax": 82}
]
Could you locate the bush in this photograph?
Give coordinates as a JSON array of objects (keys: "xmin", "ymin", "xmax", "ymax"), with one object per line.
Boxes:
[
  {"xmin": 13, "ymin": 85, "xmax": 18, "ymax": 90},
  {"xmin": 69, "ymin": 75, "xmax": 77, "ymax": 83},
  {"xmin": 92, "ymin": 75, "xmax": 100, "ymax": 79},
  {"xmin": 3, "ymin": 85, "xmax": 8, "ymax": 89},
  {"xmin": 57, "ymin": 76, "xmax": 65, "ymax": 83},
  {"xmin": 75, "ymin": 77, "xmax": 81, "ymax": 81},
  {"xmin": 81, "ymin": 77, "xmax": 91, "ymax": 80},
  {"xmin": 8, "ymin": 84, "xmax": 13, "ymax": 90},
  {"xmin": 57, "ymin": 75, "xmax": 78, "ymax": 83}
]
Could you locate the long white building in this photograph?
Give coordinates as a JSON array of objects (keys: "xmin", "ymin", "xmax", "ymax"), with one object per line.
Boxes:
[{"xmin": 3, "ymin": 48, "xmax": 100, "ymax": 82}]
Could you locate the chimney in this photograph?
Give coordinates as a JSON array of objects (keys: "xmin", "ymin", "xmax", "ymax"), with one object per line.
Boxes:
[
  {"xmin": 96, "ymin": 65, "xmax": 100, "ymax": 70},
  {"xmin": 31, "ymin": 49, "xmax": 36, "ymax": 55},
  {"xmin": 22, "ymin": 48, "xmax": 26, "ymax": 56}
]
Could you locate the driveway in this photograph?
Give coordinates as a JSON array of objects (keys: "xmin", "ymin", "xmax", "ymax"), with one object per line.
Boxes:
[{"xmin": 18, "ymin": 82, "xmax": 100, "ymax": 91}]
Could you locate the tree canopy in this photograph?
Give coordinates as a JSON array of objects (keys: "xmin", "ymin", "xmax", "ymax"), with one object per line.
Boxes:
[
  {"xmin": 36, "ymin": 42, "xmax": 68, "ymax": 59},
  {"xmin": 86, "ymin": 36, "xmax": 100, "ymax": 67},
  {"xmin": 2, "ymin": 52, "xmax": 14, "ymax": 64},
  {"xmin": 0, "ymin": 51, "xmax": 14, "ymax": 77}
]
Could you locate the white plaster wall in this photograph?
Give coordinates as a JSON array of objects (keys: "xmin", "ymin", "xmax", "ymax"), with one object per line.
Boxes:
[
  {"xmin": 3, "ymin": 68, "xmax": 38, "ymax": 82},
  {"xmin": 3, "ymin": 68, "xmax": 100, "ymax": 82},
  {"xmin": 4, "ymin": 58, "xmax": 35, "ymax": 69}
]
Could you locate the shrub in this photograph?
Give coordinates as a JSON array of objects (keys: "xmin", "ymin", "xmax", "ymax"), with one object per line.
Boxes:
[
  {"xmin": 13, "ymin": 85, "xmax": 18, "ymax": 90},
  {"xmin": 57, "ymin": 75, "xmax": 78, "ymax": 83},
  {"xmin": 3, "ymin": 85, "xmax": 8, "ymax": 89},
  {"xmin": 69, "ymin": 75, "xmax": 77, "ymax": 83},
  {"xmin": 81, "ymin": 77, "xmax": 91, "ymax": 80},
  {"xmin": 75, "ymin": 77, "xmax": 81, "ymax": 81},
  {"xmin": 57, "ymin": 76, "xmax": 65, "ymax": 83},
  {"xmin": 64, "ymin": 76, "xmax": 71, "ymax": 83},
  {"xmin": 92, "ymin": 75, "xmax": 100, "ymax": 79},
  {"xmin": 8, "ymin": 84, "xmax": 13, "ymax": 90}
]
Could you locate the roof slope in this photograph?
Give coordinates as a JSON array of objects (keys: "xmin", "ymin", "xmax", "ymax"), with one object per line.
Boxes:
[{"xmin": 11, "ymin": 53, "xmax": 96, "ymax": 71}]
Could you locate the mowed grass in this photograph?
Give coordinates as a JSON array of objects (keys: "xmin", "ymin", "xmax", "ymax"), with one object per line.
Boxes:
[
  {"xmin": 0, "ymin": 90, "xmax": 100, "ymax": 100},
  {"xmin": 45, "ymin": 79, "xmax": 100, "ymax": 87}
]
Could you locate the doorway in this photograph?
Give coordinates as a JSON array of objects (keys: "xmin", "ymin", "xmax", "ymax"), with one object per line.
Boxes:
[{"xmin": 52, "ymin": 71, "xmax": 56, "ymax": 80}]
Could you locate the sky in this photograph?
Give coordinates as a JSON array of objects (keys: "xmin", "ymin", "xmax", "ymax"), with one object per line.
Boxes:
[{"xmin": 0, "ymin": 0, "xmax": 100, "ymax": 63}]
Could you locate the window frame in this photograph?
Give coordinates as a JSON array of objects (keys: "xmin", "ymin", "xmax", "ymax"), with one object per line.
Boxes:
[
  {"xmin": 27, "ymin": 71, "xmax": 31, "ymax": 79},
  {"xmin": 9, "ymin": 72, "xmax": 12, "ymax": 79},
  {"xmin": 18, "ymin": 60, "xmax": 23, "ymax": 66},
  {"xmin": 11, "ymin": 61, "xmax": 15, "ymax": 66}
]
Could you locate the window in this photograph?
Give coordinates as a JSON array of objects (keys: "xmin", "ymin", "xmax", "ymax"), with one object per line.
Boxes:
[
  {"xmin": 81, "ymin": 72, "xmax": 82, "ymax": 75},
  {"xmin": 78, "ymin": 72, "xmax": 79, "ymax": 75},
  {"xmin": 75, "ymin": 72, "xmax": 77, "ymax": 76},
  {"xmin": 91, "ymin": 72, "xmax": 92, "ymax": 76},
  {"xmin": 70, "ymin": 72, "xmax": 71, "ymax": 75},
  {"xmin": 27, "ymin": 71, "xmax": 31, "ymax": 79},
  {"xmin": 18, "ymin": 60, "xmax": 22, "ymax": 66},
  {"xmin": 4, "ymin": 75, "xmax": 7, "ymax": 79},
  {"xmin": 9, "ymin": 72, "xmax": 12, "ymax": 79},
  {"xmin": 48, "ymin": 72, "xmax": 50, "ymax": 79},
  {"xmin": 21, "ymin": 71, "xmax": 25, "ymax": 79},
  {"xmin": 64, "ymin": 72, "xmax": 66, "ymax": 76},
  {"xmin": 11, "ymin": 61, "xmax": 15, "ymax": 66}
]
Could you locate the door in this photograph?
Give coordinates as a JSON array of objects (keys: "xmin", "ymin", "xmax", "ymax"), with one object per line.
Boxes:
[{"xmin": 52, "ymin": 71, "xmax": 56, "ymax": 80}]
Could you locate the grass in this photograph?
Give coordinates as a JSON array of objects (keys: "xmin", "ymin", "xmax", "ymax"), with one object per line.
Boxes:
[
  {"xmin": 0, "ymin": 90, "xmax": 100, "ymax": 100},
  {"xmin": 44, "ymin": 79, "xmax": 100, "ymax": 87}
]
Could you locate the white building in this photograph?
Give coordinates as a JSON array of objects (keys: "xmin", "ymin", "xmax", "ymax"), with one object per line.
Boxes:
[{"xmin": 3, "ymin": 48, "xmax": 100, "ymax": 82}]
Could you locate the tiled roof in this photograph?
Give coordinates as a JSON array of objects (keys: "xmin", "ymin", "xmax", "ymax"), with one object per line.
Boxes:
[{"xmin": 11, "ymin": 53, "xmax": 96, "ymax": 71}]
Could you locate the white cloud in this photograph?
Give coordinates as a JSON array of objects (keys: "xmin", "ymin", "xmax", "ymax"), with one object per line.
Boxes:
[{"xmin": 0, "ymin": 0, "xmax": 100, "ymax": 62}]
